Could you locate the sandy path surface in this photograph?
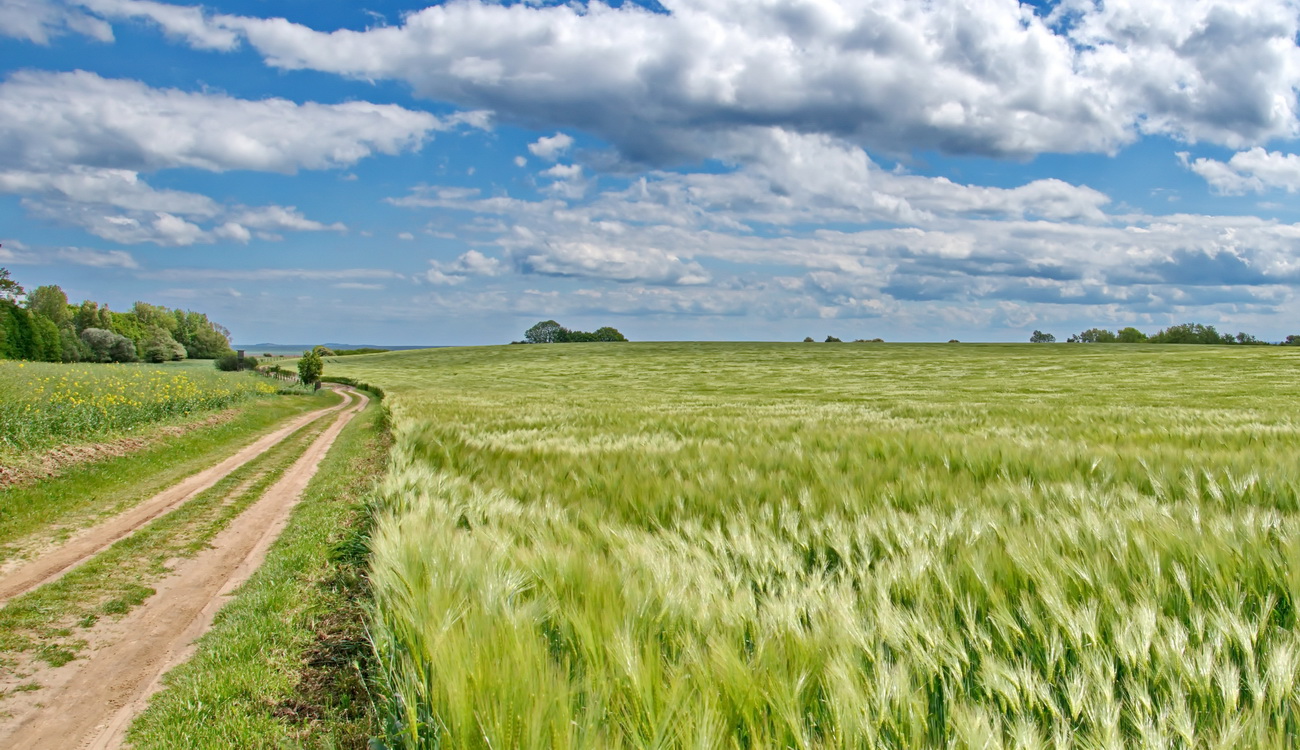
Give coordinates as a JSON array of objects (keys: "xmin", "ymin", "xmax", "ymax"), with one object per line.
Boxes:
[
  {"xmin": 0, "ymin": 387, "xmax": 369, "ymax": 749},
  {"xmin": 0, "ymin": 389, "xmax": 353, "ymax": 603}
]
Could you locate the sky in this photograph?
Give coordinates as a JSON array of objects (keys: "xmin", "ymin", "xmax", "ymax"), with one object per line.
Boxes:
[{"xmin": 3, "ymin": 0, "xmax": 1300, "ymax": 345}]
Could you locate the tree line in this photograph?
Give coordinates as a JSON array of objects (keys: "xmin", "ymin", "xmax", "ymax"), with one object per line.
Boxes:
[
  {"xmin": 0, "ymin": 267, "xmax": 232, "ymax": 363},
  {"xmin": 1031, "ymin": 323, "xmax": 1298, "ymax": 345},
  {"xmin": 517, "ymin": 320, "xmax": 628, "ymax": 344}
]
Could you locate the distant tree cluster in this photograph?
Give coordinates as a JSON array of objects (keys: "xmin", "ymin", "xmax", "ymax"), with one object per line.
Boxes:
[
  {"xmin": 1032, "ymin": 323, "xmax": 1289, "ymax": 345},
  {"xmin": 330, "ymin": 347, "xmax": 390, "ymax": 356},
  {"xmin": 803, "ymin": 336, "xmax": 884, "ymax": 342},
  {"xmin": 520, "ymin": 320, "xmax": 628, "ymax": 344},
  {"xmin": 0, "ymin": 267, "xmax": 233, "ymax": 363}
]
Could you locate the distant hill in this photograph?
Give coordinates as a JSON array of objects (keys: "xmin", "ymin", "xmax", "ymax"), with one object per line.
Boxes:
[{"xmin": 235, "ymin": 343, "xmax": 441, "ymax": 356}]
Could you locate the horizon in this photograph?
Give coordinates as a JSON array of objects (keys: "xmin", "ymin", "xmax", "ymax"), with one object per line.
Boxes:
[{"xmin": 5, "ymin": 1, "xmax": 1300, "ymax": 345}]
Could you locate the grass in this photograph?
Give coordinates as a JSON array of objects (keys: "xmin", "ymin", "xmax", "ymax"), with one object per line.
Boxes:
[
  {"xmin": 0, "ymin": 359, "xmax": 302, "ymax": 454},
  {"xmin": 126, "ymin": 391, "xmax": 389, "ymax": 749},
  {"xmin": 0, "ymin": 390, "xmax": 338, "ymax": 562},
  {"xmin": 322, "ymin": 342, "xmax": 1300, "ymax": 749}
]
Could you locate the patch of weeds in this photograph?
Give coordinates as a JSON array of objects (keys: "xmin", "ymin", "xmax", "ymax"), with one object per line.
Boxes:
[
  {"xmin": 36, "ymin": 643, "xmax": 77, "ymax": 668},
  {"xmin": 77, "ymin": 614, "xmax": 98, "ymax": 628},
  {"xmin": 100, "ymin": 584, "xmax": 153, "ymax": 616}
]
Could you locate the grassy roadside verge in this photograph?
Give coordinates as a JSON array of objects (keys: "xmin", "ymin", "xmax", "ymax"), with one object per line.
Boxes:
[
  {"xmin": 126, "ymin": 391, "xmax": 389, "ymax": 749},
  {"xmin": 0, "ymin": 390, "xmax": 339, "ymax": 561}
]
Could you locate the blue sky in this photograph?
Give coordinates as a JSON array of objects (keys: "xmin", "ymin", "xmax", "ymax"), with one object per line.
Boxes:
[{"xmin": 4, "ymin": 0, "xmax": 1300, "ymax": 345}]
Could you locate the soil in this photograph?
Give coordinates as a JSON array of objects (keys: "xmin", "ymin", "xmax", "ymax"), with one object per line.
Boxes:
[{"xmin": 0, "ymin": 387, "xmax": 369, "ymax": 749}]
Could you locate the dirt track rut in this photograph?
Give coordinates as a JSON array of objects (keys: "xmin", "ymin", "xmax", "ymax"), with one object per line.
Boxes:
[
  {"xmin": 0, "ymin": 387, "xmax": 369, "ymax": 749},
  {"xmin": 0, "ymin": 390, "xmax": 353, "ymax": 604}
]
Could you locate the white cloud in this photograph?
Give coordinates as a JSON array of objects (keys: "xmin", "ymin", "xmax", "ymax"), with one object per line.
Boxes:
[
  {"xmin": 504, "ymin": 236, "xmax": 711, "ymax": 286},
  {"xmin": 145, "ymin": 267, "xmax": 403, "ymax": 282},
  {"xmin": 426, "ymin": 250, "xmax": 505, "ymax": 284},
  {"xmin": 71, "ymin": 0, "xmax": 1300, "ymax": 161},
  {"xmin": 397, "ymin": 232, "xmax": 415, "ymax": 241},
  {"xmin": 0, "ymin": 242, "xmax": 138, "ymax": 268},
  {"xmin": 514, "ymin": 156, "xmax": 527, "ymax": 168},
  {"xmin": 0, "ymin": 0, "xmax": 112, "ymax": 44},
  {"xmin": 232, "ymin": 205, "xmax": 346, "ymax": 234},
  {"xmin": 0, "ymin": 70, "xmax": 441, "ymax": 174},
  {"xmin": 528, "ymin": 133, "xmax": 574, "ymax": 161},
  {"xmin": 1183, "ymin": 147, "xmax": 1300, "ymax": 194},
  {"xmin": 0, "ymin": 167, "xmax": 220, "ymax": 215},
  {"xmin": 79, "ymin": 0, "xmax": 237, "ymax": 49}
]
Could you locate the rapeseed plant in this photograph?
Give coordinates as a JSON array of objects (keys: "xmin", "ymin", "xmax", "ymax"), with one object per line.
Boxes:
[{"xmin": 0, "ymin": 360, "xmax": 277, "ymax": 452}]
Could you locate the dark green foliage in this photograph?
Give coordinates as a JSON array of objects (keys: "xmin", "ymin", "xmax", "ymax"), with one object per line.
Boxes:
[
  {"xmin": 298, "ymin": 350, "xmax": 324, "ymax": 385},
  {"xmin": 214, "ymin": 352, "xmax": 258, "ymax": 371},
  {"xmin": 1116, "ymin": 326, "xmax": 1148, "ymax": 343},
  {"xmin": 1149, "ymin": 322, "xmax": 1232, "ymax": 345},
  {"xmin": 524, "ymin": 320, "xmax": 628, "ymax": 343},
  {"xmin": 0, "ymin": 302, "xmax": 36, "ymax": 359},
  {"xmin": 80, "ymin": 328, "xmax": 137, "ymax": 363},
  {"xmin": 824, "ymin": 335, "xmax": 842, "ymax": 343},
  {"xmin": 524, "ymin": 320, "xmax": 566, "ymax": 344},
  {"xmin": 27, "ymin": 285, "xmax": 70, "ymax": 328},
  {"xmin": 0, "ymin": 267, "xmax": 23, "ymax": 303},
  {"xmin": 1029, "ymin": 330, "xmax": 1056, "ymax": 343},
  {"xmin": 803, "ymin": 336, "xmax": 815, "ymax": 342},
  {"xmin": 1073, "ymin": 327, "xmax": 1118, "ymax": 343},
  {"xmin": 1, "ymin": 270, "xmax": 231, "ymax": 363},
  {"xmin": 332, "ymin": 348, "xmax": 391, "ymax": 356},
  {"xmin": 142, "ymin": 326, "xmax": 186, "ymax": 363}
]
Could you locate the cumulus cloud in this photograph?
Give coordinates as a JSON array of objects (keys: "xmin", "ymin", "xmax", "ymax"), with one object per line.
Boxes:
[
  {"xmin": 78, "ymin": 0, "xmax": 236, "ymax": 49},
  {"xmin": 0, "ymin": 241, "xmax": 138, "ymax": 268},
  {"xmin": 503, "ymin": 234, "xmax": 712, "ymax": 286},
  {"xmin": 0, "ymin": 0, "xmax": 112, "ymax": 44},
  {"xmin": 0, "ymin": 70, "xmax": 442, "ymax": 174},
  {"xmin": 0, "ymin": 71, "xmax": 443, "ymax": 244},
  {"xmin": 528, "ymin": 133, "xmax": 574, "ymax": 161},
  {"xmin": 426, "ymin": 249, "xmax": 505, "ymax": 284},
  {"xmin": 1182, "ymin": 148, "xmax": 1300, "ymax": 194},
  {"xmin": 62, "ymin": 0, "xmax": 1300, "ymax": 162}
]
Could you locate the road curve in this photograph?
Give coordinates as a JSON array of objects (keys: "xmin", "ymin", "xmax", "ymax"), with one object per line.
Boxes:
[
  {"xmin": 0, "ymin": 387, "xmax": 354, "ymax": 605},
  {"xmin": 0, "ymin": 387, "xmax": 370, "ymax": 750}
]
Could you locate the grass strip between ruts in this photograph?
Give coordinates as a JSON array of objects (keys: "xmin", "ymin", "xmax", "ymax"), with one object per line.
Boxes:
[{"xmin": 125, "ymin": 392, "xmax": 388, "ymax": 749}]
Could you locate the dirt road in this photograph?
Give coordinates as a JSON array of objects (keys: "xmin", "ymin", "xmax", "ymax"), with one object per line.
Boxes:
[
  {"xmin": 0, "ymin": 387, "xmax": 369, "ymax": 749},
  {"xmin": 0, "ymin": 388, "xmax": 353, "ymax": 603}
]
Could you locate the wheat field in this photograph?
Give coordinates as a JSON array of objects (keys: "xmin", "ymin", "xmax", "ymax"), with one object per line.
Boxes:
[{"xmin": 328, "ymin": 342, "xmax": 1300, "ymax": 749}]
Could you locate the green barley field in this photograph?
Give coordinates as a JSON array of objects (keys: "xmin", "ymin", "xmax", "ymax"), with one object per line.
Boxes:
[{"xmin": 329, "ymin": 342, "xmax": 1300, "ymax": 749}]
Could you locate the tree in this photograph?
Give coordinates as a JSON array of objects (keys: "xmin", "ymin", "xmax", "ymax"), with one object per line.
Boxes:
[
  {"xmin": 297, "ymin": 349, "xmax": 323, "ymax": 386},
  {"xmin": 1285, "ymin": 335, "xmax": 1300, "ymax": 346},
  {"xmin": 1076, "ymin": 328, "xmax": 1117, "ymax": 343},
  {"xmin": 825, "ymin": 335, "xmax": 842, "ymax": 343},
  {"xmin": 73, "ymin": 300, "xmax": 101, "ymax": 334},
  {"xmin": 1116, "ymin": 327, "xmax": 1148, "ymax": 343},
  {"xmin": 142, "ymin": 326, "xmax": 186, "ymax": 362},
  {"xmin": 803, "ymin": 336, "xmax": 815, "ymax": 342},
  {"xmin": 525, "ymin": 320, "xmax": 566, "ymax": 344},
  {"xmin": 80, "ymin": 328, "xmax": 137, "ymax": 362},
  {"xmin": 27, "ymin": 285, "xmax": 70, "ymax": 328},
  {"xmin": 591, "ymin": 326, "xmax": 627, "ymax": 342},
  {"xmin": 0, "ymin": 267, "xmax": 23, "ymax": 303},
  {"xmin": 1149, "ymin": 323, "xmax": 1231, "ymax": 345},
  {"xmin": 1029, "ymin": 330, "xmax": 1056, "ymax": 343}
]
